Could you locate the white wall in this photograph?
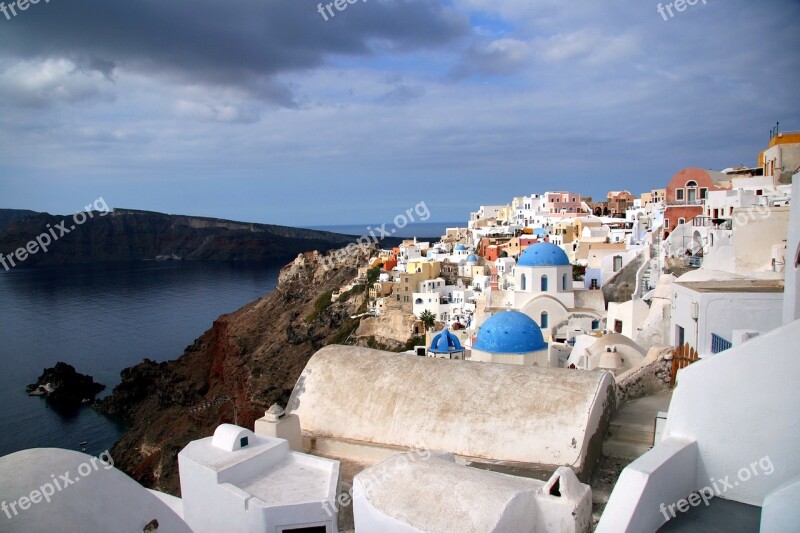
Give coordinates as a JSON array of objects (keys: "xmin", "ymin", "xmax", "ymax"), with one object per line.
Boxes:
[
  {"xmin": 665, "ymin": 320, "xmax": 800, "ymax": 505},
  {"xmin": 670, "ymin": 284, "xmax": 784, "ymax": 356},
  {"xmin": 599, "ymin": 319, "xmax": 800, "ymax": 532},
  {"xmin": 784, "ymin": 176, "xmax": 800, "ymax": 324}
]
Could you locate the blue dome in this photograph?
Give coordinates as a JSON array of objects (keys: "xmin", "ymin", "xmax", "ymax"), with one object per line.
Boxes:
[
  {"xmin": 454, "ymin": 244, "xmax": 467, "ymax": 251},
  {"xmin": 466, "ymin": 254, "xmax": 479, "ymax": 263},
  {"xmin": 473, "ymin": 311, "xmax": 546, "ymax": 353},
  {"xmin": 429, "ymin": 328, "xmax": 464, "ymax": 353},
  {"xmin": 518, "ymin": 242, "xmax": 570, "ymax": 267}
]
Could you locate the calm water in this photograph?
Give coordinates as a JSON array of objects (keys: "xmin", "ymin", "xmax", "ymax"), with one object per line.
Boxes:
[{"xmin": 0, "ymin": 261, "xmax": 281, "ymax": 458}]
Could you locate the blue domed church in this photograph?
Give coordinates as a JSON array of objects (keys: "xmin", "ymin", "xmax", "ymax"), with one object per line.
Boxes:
[
  {"xmin": 470, "ymin": 311, "xmax": 552, "ymax": 366},
  {"xmin": 427, "ymin": 328, "xmax": 466, "ymax": 360},
  {"xmin": 509, "ymin": 242, "xmax": 579, "ymax": 340}
]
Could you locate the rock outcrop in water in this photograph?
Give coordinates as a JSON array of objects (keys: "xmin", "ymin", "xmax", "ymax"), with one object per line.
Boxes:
[
  {"xmin": 27, "ymin": 362, "xmax": 106, "ymax": 410},
  {"xmin": 0, "ymin": 208, "xmax": 365, "ymax": 267},
  {"xmin": 94, "ymin": 246, "xmax": 375, "ymax": 494}
]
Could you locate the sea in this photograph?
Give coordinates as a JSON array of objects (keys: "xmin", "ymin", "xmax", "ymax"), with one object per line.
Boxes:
[
  {"xmin": 0, "ymin": 261, "xmax": 282, "ymax": 458},
  {"xmin": 0, "ymin": 221, "xmax": 459, "ymax": 459}
]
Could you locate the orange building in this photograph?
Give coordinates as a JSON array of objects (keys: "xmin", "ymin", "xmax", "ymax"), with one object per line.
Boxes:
[{"xmin": 663, "ymin": 168, "xmax": 730, "ymax": 238}]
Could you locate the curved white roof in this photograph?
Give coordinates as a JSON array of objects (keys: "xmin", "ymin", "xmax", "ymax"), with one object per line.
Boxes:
[
  {"xmin": 0, "ymin": 448, "xmax": 190, "ymax": 532},
  {"xmin": 287, "ymin": 345, "xmax": 616, "ymax": 476}
]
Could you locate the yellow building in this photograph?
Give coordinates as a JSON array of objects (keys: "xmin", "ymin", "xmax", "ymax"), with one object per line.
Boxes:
[
  {"xmin": 641, "ymin": 189, "xmax": 666, "ymax": 205},
  {"xmin": 406, "ymin": 261, "xmax": 441, "ymax": 278},
  {"xmin": 759, "ymin": 132, "xmax": 800, "ymax": 185},
  {"xmin": 553, "ymin": 221, "xmax": 577, "ymax": 245}
]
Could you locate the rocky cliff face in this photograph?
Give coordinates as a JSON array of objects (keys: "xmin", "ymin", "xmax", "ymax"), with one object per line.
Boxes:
[
  {"xmin": 0, "ymin": 208, "xmax": 361, "ymax": 266},
  {"xmin": 95, "ymin": 246, "xmax": 374, "ymax": 494}
]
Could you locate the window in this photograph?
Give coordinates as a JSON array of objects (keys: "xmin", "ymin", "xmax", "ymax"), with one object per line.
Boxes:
[
  {"xmin": 685, "ymin": 180, "xmax": 697, "ymax": 187},
  {"xmin": 591, "ymin": 319, "xmax": 600, "ymax": 330},
  {"xmin": 676, "ymin": 189, "xmax": 685, "ymax": 201},
  {"xmin": 562, "ymin": 274, "xmax": 568, "ymax": 290},
  {"xmin": 613, "ymin": 256, "xmax": 623, "ymax": 272},
  {"xmin": 676, "ymin": 325, "xmax": 685, "ymax": 347},
  {"xmin": 240, "ymin": 436, "xmax": 249, "ymax": 448},
  {"xmin": 520, "ymin": 273, "xmax": 527, "ymax": 291},
  {"xmin": 415, "ymin": 298, "xmax": 423, "ymax": 305},
  {"xmin": 614, "ymin": 320, "xmax": 623, "ymax": 334},
  {"xmin": 700, "ymin": 188, "xmax": 708, "ymax": 199},
  {"xmin": 664, "ymin": 218, "xmax": 670, "ymax": 228},
  {"xmin": 540, "ymin": 312, "xmax": 549, "ymax": 329},
  {"xmin": 678, "ymin": 217, "xmax": 686, "ymax": 225},
  {"xmin": 541, "ymin": 275, "xmax": 548, "ymax": 291}
]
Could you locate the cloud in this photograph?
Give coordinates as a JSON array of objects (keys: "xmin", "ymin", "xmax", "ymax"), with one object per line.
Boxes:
[
  {"xmin": 0, "ymin": 0, "xmax": 470, "ymax": 105},
  {"xmin": 379, "ymin": 84, "xmax": 426, "ymax": 105},
  {"xmin": 0, "ymin": 58, "xmax": 115, "ymax": 108},
  {"xmin": 173, "ymin": 99, "xmax": 260, "ymax": 124},
  {"xmin": 452, "ymin": 38, "xmax": 533, "ymax": 78},
  {"xmin": 531, "ymin": 30, "xmax": 639, "ymax": 65}
]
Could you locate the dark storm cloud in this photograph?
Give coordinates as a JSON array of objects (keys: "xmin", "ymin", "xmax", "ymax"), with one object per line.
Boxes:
[{"xmin": 0, "ymin": 0, "xmax": 470, "ymax": 103}]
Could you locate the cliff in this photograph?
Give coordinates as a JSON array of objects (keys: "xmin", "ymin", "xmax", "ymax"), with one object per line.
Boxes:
[
  {"xmin": 94, "ymin": 245, "xmax": 376, "ymax": 494},
  {"xmin": 0, "ymin": 208, "xmax": 368, "ymax": 266}
]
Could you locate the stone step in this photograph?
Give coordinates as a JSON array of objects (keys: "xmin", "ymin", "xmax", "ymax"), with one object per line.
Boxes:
[
  {"xmin": 606, "ymin": 422, "xmax": 654, "ymax": 444},
  {"xmin": 603, "ymin": 438, "xmax": 653, "ymax": 460}
]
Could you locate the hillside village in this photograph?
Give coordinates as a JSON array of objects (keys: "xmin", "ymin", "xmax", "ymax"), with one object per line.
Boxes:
[
  {"xmin": 2, "ymin": 132, "xmax": 799, "ymax": 532},
  {"xmin": 354, "ymin": 131, "xmax": 797, "ymax": 373}
]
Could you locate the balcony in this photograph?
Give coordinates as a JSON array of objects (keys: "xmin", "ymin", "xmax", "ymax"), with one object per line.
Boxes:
[
  {"xmin": 666, "ymin": 200, "xmax": 703, "ymax": 207},
  {"xmin": 692, "ymin": 216, "xmax": 732, "ymax": 230}
]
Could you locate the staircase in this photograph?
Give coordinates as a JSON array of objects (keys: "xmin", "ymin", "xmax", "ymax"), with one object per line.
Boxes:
[
  {"xmin": 602, "ymin": 390, "xmax": 672, "ymax": 460},
  {"xmin": 636, "ymin": 230, "xmax": 663, "ymax": 297}
]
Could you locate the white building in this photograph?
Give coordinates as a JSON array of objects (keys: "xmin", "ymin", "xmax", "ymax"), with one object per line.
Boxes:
[
  {"xmin": 511, "ymin": 242, "xmax": 576, "ymax": 337},
  {"xmin": 598, "ymin": 318, "xmax": 800, "ymax": 532},
  {"xmin": 607, "ymin": 299, "xmax": 650, "ymax": 339},
  {"xmin": 565, "ymin": 333, "xmax": 646, "ymax": 376},
  {"xmin": 0, "ymin": 424, "xmax": 341, "ymax": 533},
  {"xmin": 784, "ymin": 175, "xmax": 800, "ymax": 324},
  {"xmin": 669, "ymin": 272, "xmax": 784, "ymax": 357},
  {"xmin": 179, "ymin": 424, "xmax": 340, "ymax": 533},
  {"xmin": 353, "ymin": 452, "xmax": 592, "ymax": 533}
]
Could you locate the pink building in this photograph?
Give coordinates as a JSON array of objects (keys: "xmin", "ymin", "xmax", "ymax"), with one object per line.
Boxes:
[{"xmin": 544, "ymin": 191, "xmax": 584, "ymax": 214}]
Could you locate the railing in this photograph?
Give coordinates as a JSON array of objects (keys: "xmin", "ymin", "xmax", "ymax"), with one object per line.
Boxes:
[
  {"xmin": 711, "ymin": 333, "xmax": 732, "ymax": 354},
  {"xmin": 671, "ymin": 343, "xmax": 700, "ymax": 387},
  {"xmin": 685, "ymin": 256, "xmax": 702, "ymax": 268},
  {"xmin": 693, "ymin": 217, "xmax": 732, "ymax": 230},
  {"xmin": 666, "ymin": 200, "xmax": 703, "ymax": 207}
]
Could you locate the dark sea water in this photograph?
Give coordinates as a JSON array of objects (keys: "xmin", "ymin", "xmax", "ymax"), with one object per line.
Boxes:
[{"xmin": 0, "ymin": 261, "xmax": 281, "ymax": 458}]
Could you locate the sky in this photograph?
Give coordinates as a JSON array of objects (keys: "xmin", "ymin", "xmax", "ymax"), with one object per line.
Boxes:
[{"xmin": 0, "ymin": 0, "xmax": 798, "ymax": 226}]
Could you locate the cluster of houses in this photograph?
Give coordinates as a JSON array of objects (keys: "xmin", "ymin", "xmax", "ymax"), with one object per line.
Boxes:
[{"xmin": 352, "ymin": 130, "xmax": 799, "ymax": 374}]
